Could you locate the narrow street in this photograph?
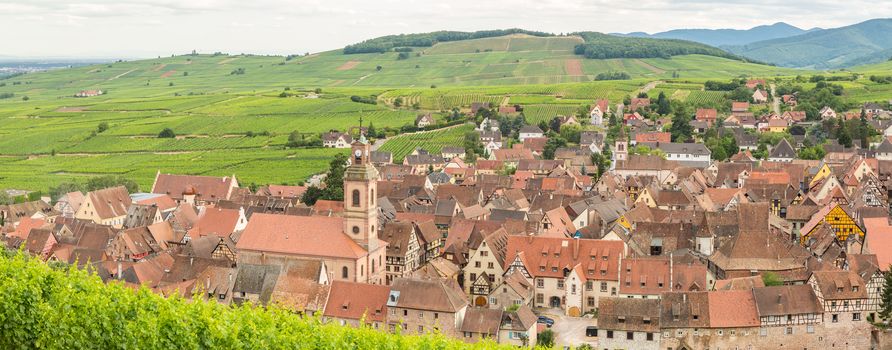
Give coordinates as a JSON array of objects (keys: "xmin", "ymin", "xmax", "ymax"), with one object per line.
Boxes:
[{"xmin": 770, "ymin": 83, "xmax": 781, "ymax": 114}]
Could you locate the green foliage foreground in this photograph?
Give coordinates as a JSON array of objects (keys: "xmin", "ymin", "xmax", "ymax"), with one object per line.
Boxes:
[{"xmin": 0, "ymin": 252, "xmax": 508, "ymax": 350}]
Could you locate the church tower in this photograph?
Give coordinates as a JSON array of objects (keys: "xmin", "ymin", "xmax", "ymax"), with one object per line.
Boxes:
[
  {"xmin": 615, "ymin": 125, "xmax": 628, "ymax": 162},
  {"xmin": 343, "ymin": 135, "xmax": 380, "ymax": 251}
]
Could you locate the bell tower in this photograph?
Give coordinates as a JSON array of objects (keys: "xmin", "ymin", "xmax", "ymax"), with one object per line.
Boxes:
[
  {"xmin": 615, "ymin": 126, "xmax": 628, "ymax": 162},
  {"xmin": 343, "ymin": 134, "xmax": 380, "ymax": 251}
]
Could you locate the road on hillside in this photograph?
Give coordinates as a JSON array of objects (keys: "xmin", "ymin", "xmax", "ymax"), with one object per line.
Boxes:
[{"xmin": 770, "ymin": 83, "xmax": 780, "ymax": 115}]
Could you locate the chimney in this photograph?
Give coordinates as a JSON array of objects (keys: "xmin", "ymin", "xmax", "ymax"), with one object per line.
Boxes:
[
  {"xmin": 669, "ymin": 252, "xmax": 674, "ymax": 290},
  {"xmin": 190, "ymin": 257, "xmax": 194, "ymax": 266}
]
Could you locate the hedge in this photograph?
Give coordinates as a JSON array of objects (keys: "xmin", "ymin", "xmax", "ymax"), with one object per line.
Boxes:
[{"xmin": 0, "ymin": 252, "xmax": 511, "ymax": 350}]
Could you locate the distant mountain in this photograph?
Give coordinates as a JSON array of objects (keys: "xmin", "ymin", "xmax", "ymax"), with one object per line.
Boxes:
[
  {"xmin": 726, "ymin": 18, "xmax": 892, "ymax": 69},
  {"xmin": 614, "ymin": 22, "xmax": 813, "ymax": 47}
]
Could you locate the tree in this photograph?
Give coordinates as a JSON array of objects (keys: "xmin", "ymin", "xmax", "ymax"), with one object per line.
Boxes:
[
  {"xmin": 656, "ymin": 91, "xmax": 671, "ymax": 115},
  {"xmin": 49, "ymin": 183, "xmax": 83, "ymax": 202},
  {"xmin": 300, "ymin": 153, "xmax": 348, "ymax": 206},
  {"xmin": 836, "ymin": 118, "xmax": 852, "ymax": 148},
  {"xmin": 859, "ymin": 111, "xmax": 870, "ymax": 148},
  {"xmin": 670, "ymin": 103, "xmax": 693, "ymax": 142},
  {"xmin": 537, "ymin": 329, "xmax": 555, "ymax": 348},
  {"xmin": 367, "ymin": 122, "xmax": 378, "ymax": 138},
  {"xmin": 548, "ymin": 117, "xmax": 562, "ymax": 133},
  {"xmin": 543, "ymin": 136, "xmax": 567, "ymax": 160},
  {"xmin": 85, "ymin": 175, "xmax": 139, "ymax": 193},
  {"xmin": 879, "ymin": 267, "xmax": 892, "ymax": 323},
  {"xmin": 762, "ymin": 272, "xmax": 783, "ymax": 286},
  {"xmin": 158, "ymin": 128, "xmax": 176, "ymax": 138},
  {"xmin": 0, "ymin": 191, "xmax": 13, "ymax": 205},
  {"xmin": 97, "ymin": 122, "xmax": 109, "ymax": 133}
]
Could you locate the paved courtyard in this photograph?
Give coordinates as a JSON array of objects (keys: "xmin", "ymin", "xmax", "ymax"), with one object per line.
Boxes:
[{"xmin": 536, "ymin": 308, "xmax": 598, "ymax": 348}]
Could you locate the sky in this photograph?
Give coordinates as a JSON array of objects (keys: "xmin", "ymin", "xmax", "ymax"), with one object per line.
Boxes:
[{"xmin": 2, "ymin": 0, "xmax": 890, "ymax": 59}]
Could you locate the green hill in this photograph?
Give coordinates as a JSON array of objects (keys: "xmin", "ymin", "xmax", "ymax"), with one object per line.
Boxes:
[
  {"xmin": 727, "ymin": 18, "xmax": 892, "ymax": 69},
  {"xmin": 0, "ymin": 252, "xmax": 507, "ymax": 349},
  {"xmin": 0, "ymin": 34, "xmax": 806, "ymax": 192}
]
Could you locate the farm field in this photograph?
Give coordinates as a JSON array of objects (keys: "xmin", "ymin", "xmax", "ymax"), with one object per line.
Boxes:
[{"xmin": 0, "ymin": 33, "xmax": 887, "ymax": 193}]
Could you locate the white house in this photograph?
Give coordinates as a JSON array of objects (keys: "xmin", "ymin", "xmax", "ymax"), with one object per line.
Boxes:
[{"xmin": 518, "ymin": 126, "xmax": 544, "ymax": 142}]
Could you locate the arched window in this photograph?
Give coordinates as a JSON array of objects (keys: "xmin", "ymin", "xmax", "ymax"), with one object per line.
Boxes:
[
  {"xmin": 352, "ymin": 189, "xmax": 360, "ymax": 207},
  {"xmin": 370, "ymin": 189, "xmax": 375, "ymax": 206},
  {"xmin": 342, "ymin": 266, "xmax": 349, "ymax": 279},
  {"xmin": 372, "ymin": 260, "xmax": 376, "ymax": 273},
  {"xmin": 361, "ymin": 264, "xmax": 364, "ymax": 277}
]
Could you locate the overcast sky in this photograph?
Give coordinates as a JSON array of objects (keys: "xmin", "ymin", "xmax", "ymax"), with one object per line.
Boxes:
[{"xmin": 2, "ymin": 0, "xmax": 890, "ymax": 59}]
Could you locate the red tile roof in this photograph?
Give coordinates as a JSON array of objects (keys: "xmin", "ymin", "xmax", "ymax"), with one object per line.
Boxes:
[
  {"xmin": 188, "ymin": 206, "xmax": 243, "ymax": 238},
  {"xmin": 503, "ymin": 236, "xmax": 623, "ymax": 281},
  {"xmin": 707, "ymin": 290, "xmax": 760, "ymax": 327},
  {"xmin": 87, "ymin": 186, "xmax": 131, "ymax": 220},
  {"xmin": 864, "ymin": 217, "xmax": 892, "ymax": 270},
  {"xmin": 266, "ymin": 185, "xmax": 307, "ymax": 199},
  {"xmin": 323, "ymin": 280, "xmax": 390, "ymax": 322},
  {"xmin": 236, "ymin": 213, "xmax": 368, "ymax": 259},
  {"xmin": 635, "ymin": 132, "xmax": 671, "ymax": 144},
  {"xmin": 151, "ymin": 174, "xmax": 236, "ymax": 201},
  {"xmin": 695, "ymin": 108, "xmax": 717, "ymax": 121},
  {"xmin": 136, "ymin": 194, "xmax": 177, "ymax": 212}
]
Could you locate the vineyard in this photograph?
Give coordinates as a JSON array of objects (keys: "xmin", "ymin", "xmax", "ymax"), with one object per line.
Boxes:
[
  {"xmin": 379, "ymin": 124, "xmax": 474, "ymax": 162},
  {"xmin": 0, "ymin": 252, "xmax": 508, "ymax": 350},
  {"xmin": 522, "ymin": 104, "xmax": 582, "ymax": 124}
]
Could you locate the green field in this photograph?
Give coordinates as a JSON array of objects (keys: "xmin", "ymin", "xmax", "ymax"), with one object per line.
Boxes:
[
  {"xmin": 378, "ymin": 124, "xmax": 475, "ymax": 162},
  {"xmin": 2, "ymin": 33, "xmax": 879, "ymax": 192}
]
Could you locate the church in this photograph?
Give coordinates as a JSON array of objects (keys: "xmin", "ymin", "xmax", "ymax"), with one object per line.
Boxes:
[{"xmin": 236, "ymin": 137, "xmax": 388, "ymax": 284}]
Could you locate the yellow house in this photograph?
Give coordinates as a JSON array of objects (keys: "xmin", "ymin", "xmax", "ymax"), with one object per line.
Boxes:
[
  {"xmin": 74, "ymin": 186, "xmax": 132, "ymax": 228},
  {"xmin": 635, "ymin": 188, "xmax": 657, "ymax": 208},
  {"xmin": 800, "ymin": 203, "xmax": 864, "ymax": 243},
  {"xmin": 809, "ymin": 163, "xmax": 832, "ymax": 187}
]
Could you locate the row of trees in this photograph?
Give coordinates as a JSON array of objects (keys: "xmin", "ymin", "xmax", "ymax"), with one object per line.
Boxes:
[
  {"xmin": 573, "ymin": 32, "xmax": 744, "ymax": 60},
  {"xmin": 343, "ymin": 29, "xmax": 553, "ymax": 54}
]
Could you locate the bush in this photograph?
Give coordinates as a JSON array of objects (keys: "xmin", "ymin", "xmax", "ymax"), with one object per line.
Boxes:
[
  {"xmin": 350, "ymin": 95, "xmax": 377, "ymax": 105},
  {"xmin": 158, "ymin": 128, "xmax": 176, "ymax": 138},
  {"xmin": 97, "ymin": 122, "xmax": 109, "ymax": 133},
  {"xmin": 0, "ymin": 252, "xmax": 508, "ymax": 349}
]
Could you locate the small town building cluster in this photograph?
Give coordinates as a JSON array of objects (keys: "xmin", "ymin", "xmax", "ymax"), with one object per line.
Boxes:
[{"xmin": 4, "ymin": 94, "xmax": 892, "ymax": 349}]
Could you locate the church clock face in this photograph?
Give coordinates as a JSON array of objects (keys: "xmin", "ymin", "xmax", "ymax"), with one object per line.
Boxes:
[{"xmin": 354, "ymin": 149, "xmax": 362, "ymax": 158}]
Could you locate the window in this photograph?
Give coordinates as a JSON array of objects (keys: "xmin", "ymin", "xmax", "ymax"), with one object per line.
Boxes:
[
  {"xmin": 557, "ymin": 280, "xmax": 564, "ymax": 289},
  {"xmin": 601, "ymin": 282, "xmax": 608, "ymax": 292},
  {"xmin": 490, "ymin": 297, "xmax": 496, "ymax": 305},
  {"xmin": 434, "ymin": 312, "xmax": 438, "ymax": 319},
  {"xmin": 807, "ymin": 325, "xmax": 815, "ymax": 333},
  {"xmin": 480, "ymin": 251, "xmax": 488, "ymax": 256},
  {"xmin": 342, "ymin": 266, "xmax": 349, "ymax": 279},
  {"xmin": 352, "ymin": 226, "xmax": 360, "ymax": 234},
  {"xmin": 418, "ymin": 311, "xmax": 423, "ymax": 318},
  {"xmin": 352, "ymin": 190, "xmax": 360, "ymax": 207},
  {"xmin": 717, "ymin": 330, "xmax": 723, "ymax": 336},
  {"xmin": 832, "ymin": 314, "xmax": 838, "ymax": 323},
  {"xmin": 606, "ymin": 331, "xmax": 613, "ymax": 339},
  {"xmin": 487, "ymin": 262, "xmax": 494, "ymax": 269},
  {"xmin": 587, "ymin": 297, "xmax": 595, "ymax": 307},
  {"xmin": 536, "ymin": 294, "xmax": 544, "ymax": 304},
  {"xmin": 586, "ymin": 281, "xmax": 593, "ymax": 291},
  {"xmin": 626, "ymin": 332, "xmax": 634, "ymax": 340},
  {"xmin": 403, "ymin": 310, "xmax": 408, "ymax": 316},
  {"xmin": 760, "ymin": 328, "xmax": 767, "ymax": 337},
  {"xmin": 417, "ymin": 326, "xmax": 423, "ymax": 333},
  {"xmin": 784, "ymin": 327, "xmax": 792, "ymax": 335},
  {"xmin": 853, "ymin": 313, "xmax": 861, "ymax": 321},
  {"xmin": 646, "ymin": 332, "xmax": 653, "ymax": 341},
  {"xmin": 474, "ymin": 261, "xmax": 481, "ymax": 268},
  {"xmin": 536, "ymin": 279, "xmax": 544, "ymax": 288}
]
